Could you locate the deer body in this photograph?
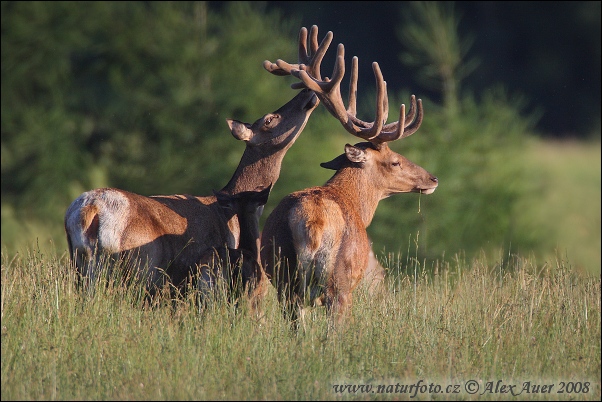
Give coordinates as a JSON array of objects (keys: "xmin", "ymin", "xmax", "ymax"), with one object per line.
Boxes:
[
  {"xmin": 364, "ymin": 248, "xmax": 385, "ymax": 295},
  {"xmin": 261, "ymin": 142, "xmax": 438, "ymax": 324},
  {"xmin": 65, "ymin": 89, "xmax": 318, "ymax": 295},
  {"xmin": 66, "ymin": 188, "xmax": 237, "ymax": 290}
]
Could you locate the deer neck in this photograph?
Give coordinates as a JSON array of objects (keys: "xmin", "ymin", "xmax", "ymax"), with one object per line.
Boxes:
[
  {"xmin": 325, "ymin": 168, "xmax": 382, "ymax": 227},
  {"xmin": 236, "ymin": 202, "xmax": 263, "ymax": 266},
  {"xmin": 238, "ymin": 215, "xmax": 260, "ymax": 256},
  {"xmin": 220, "ymin": 141, "xmax": 294, "ymax": 195}
]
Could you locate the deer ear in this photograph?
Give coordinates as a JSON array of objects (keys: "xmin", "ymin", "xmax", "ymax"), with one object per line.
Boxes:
[
  {"xmin": 227, "ymin": 119, "xmax": 254, "ymax": 142},
  {"xmin": 320, "ymin": 154, "xmax": 348, "ymax": 170},
  {"xmin": 344, "ymin": 143, "xmax": 368, "ymax": 163},
  {"xmin": 320, "ymin": 144, "xmax": 368, "ymax": 170}
]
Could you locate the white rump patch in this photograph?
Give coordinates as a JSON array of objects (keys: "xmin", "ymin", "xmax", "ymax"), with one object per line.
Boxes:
[{"xmin": 65, "ymin": 189, "xmax": 130, "ymax": 254}]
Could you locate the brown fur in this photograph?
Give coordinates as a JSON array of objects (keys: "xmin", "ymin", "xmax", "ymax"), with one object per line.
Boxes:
[
  {"xmin": 81, "ymin": 204, "xmax": 99, "ymax": 242},
  {"xmin": 196, "ymin": 186, "xmax": 271, "ymax": 307},
  {"xmin": 260, "ymin": 142, "xmax": 438, "ymax": 328},
  {"xmin": 65, "ymin": 90, "xmax": 318, "ymax": 298}
]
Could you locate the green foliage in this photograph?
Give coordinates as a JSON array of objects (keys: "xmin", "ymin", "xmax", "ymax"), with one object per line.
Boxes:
[
  {"xmin": 2, "ymin": 249, "xmax": 600, "ymax": 399},
  {"xmin": 398, "ymin": 1, "xmax": 479, "ymax": 114},
  {"xmin": 2, "ymin": 1, "xmax": 302, "ymax": 251},
  {"xmin": 369, "ymin": 1, "xmax": 541, "ymax": 264},
  {"xmin": 369, "ymin": 87, "xmax": 540, "ymax": 262}
]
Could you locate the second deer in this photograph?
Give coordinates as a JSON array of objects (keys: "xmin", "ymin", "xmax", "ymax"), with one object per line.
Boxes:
[{"xmin": 261, "ymin": 26, "xmax": 438, "ymax": 328}]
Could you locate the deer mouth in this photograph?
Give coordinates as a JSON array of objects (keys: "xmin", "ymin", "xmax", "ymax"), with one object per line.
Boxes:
[
  {"xmin": 419, "ymin": 187, "xmax": 437, "ymax": 195},
  {"xmin": 416, "ymin": 176, "xmax": 438, "ymax": 194},
  {"xmin": 413, "ymin": 184, "xmax": 438, "ymax": 194}
]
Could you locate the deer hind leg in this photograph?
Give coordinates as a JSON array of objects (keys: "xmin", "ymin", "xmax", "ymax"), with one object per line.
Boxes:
[{"xmin": 67, "ymin": 205, "xmax": 102, "ymax": 291}]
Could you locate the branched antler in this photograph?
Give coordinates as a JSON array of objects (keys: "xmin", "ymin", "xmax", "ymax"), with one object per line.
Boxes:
[
  {"xmin": 263, "ymin": 25, "xmax": 332, "ymax": 83},
  {"xmin": 264, "ymin": 25, "xmax": 424, "ymax": 144}
]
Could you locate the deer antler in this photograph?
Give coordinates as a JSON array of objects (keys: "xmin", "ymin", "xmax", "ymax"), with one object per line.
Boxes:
[
  {"xmin": 264, "ymin": 25, "xmax": 423, "ymax": 144},
  {"xmin": 263, "ymin": 25, "xmax": 332, "ymax": 84}
]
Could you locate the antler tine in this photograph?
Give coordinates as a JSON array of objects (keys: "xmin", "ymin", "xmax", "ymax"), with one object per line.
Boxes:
[
  {"xmin": 306, "ymin": 25, "xmax": 323, "ymax": 79},
  {"xmin": 298, "ymin": 26, "xmax": 310, "ymax": 64},
  {"xmin": 369, "ymin": 103, "xmax": 406, "ymax": 144},
  {"xmin": 263, "ymin": 25, "xmax": 333, "ymax": 84},
  {"xmin": 347, "ymin": 56, "xmax": 358, "ymax": 117},
  {"xmin": 365, "ymin": 61, "xmax": 387, "ymax": 140},
  {"xmin": 265, "ymin": 25, "xmax": 425, "ymax": 145},
  {"xmin": 382, "ymin": 82, "xmax": 389, "ymax": 125},
  {"xmin": 382, "ymin": 94, "xmax": 416, "ymax": 132},
  {"xmin": 373, "ymin": 97, "xmax": 423, "ymax": 142},
  {"xmin": 399, "ymin": 98, "xmax": 423, "ymax": 138},
  {"xmin": 263, "ymin": 26, "xmax": 309, "ymax": 76},
  {"xmin": 290, "ymin": 26, "xmax": 333, "ymax": 89},
  {"xmin": 346, "ymin": 57, "xmax": 388, "ymax": 129},
  {"xmin": 294, "ymin": 52, "xmax": 388, "ymax": 141},
  {"xmin": 292, "ymin": 44, "xmax": 346, "ymax": 120}
]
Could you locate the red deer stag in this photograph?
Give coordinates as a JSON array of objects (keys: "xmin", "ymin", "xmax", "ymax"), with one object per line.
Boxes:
[
  {"xmin": 264, "ymin": 26, "xmax": 388, "ymax": 297},
  {"xmin": 261, "ymin": 26, "xmax": 438, "ymax": 327},
  {"xmin": 64, "ymin": 86, "xmax": 319, "ymax": 298},
  {"xmin": 196, "ymin": 184, "xmax": 271, "ymax": 305}
]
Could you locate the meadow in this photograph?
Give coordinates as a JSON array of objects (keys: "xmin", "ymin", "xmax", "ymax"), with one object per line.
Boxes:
[
  {"xmin": 2, "ymin": 137, "xmax": 601, "ymax": 401},
  {"xmin": 1, "ymin": 242, "xmax": 600, "ymax": 400},
  {"xmin": 520, "ymin": 138, "xmax": 601, "ymax": 275}
]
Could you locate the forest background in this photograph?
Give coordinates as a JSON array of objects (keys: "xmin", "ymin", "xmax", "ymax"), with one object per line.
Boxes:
[{"xmin": 1, "ymin": 1, "xmax": 600, "ymax": 274}]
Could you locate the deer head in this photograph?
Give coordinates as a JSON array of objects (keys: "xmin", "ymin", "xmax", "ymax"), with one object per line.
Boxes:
[{"xmin": 264, "ymin": 25, "xmax": 438, "ymax": 204}]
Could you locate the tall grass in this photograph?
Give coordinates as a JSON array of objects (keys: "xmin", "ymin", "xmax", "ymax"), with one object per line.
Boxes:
[{"xmin": 2, "ymin": 248, "xmax": 600, "ymax": 400}]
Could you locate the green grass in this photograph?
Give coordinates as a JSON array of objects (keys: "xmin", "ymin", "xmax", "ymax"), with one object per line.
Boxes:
[
  {"xmin": 2, "ymin": 248, "xmax": 600, "ymax": 400},
  {"xmin": 516, "ymin": 138, "xmax": 601, "ymax": 275},
  {"xmin": 1, "ymin": 138, "xmax": 600, "ymax": 400}
]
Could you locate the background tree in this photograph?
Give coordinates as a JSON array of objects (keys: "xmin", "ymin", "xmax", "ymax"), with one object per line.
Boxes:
[
  {"xmin": 362, "ymin": 1, "xmax": 539, "ymax": 264},
  {"xmin": 2, "ymin": 2, "xmax": 306, "ymax": 249}
]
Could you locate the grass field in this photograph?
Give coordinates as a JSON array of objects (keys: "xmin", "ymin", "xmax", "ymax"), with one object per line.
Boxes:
[
  {"xmin": 524, "ymin": 139, "xmax": 601, "ymax": 275},
  {"xmin": 1, "ymin": 138, "xmax": 600, "ymax": 400},
  {"xmin": 1, "ymin": 247, "xmax": 600, "ymax": 400}
]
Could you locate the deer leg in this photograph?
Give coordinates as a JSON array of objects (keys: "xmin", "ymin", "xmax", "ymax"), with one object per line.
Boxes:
[
  {"xmin": 247, "ymin": 269, "xmax": 271, "ymax": 321},
  {"xmin": 325, "ymin": 283, "xmax": 353, "ymax": 330}
]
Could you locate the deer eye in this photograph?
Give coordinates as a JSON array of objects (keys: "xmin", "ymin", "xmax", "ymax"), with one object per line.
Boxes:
[
  {"xmin": 392, "ymin": 161, "xmax": 401, "ymax": 167},
  {"xmin": 264, "ymin": 114, "xmax": 279, "ymax": 128}
]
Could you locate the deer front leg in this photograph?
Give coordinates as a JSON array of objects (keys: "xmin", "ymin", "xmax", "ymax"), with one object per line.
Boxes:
[{"xmin": 324, "ymin": 271, "xmax": 354, "ymax": 330}]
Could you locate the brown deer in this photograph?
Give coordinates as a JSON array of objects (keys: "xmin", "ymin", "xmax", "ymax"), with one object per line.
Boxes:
[
  {"xmin": 195, "ymin": 184, "xmax": 271, "ymax": 305},
  {"xmin": 260, "ymin": 26, "xmax": 438, "ymax": 327},
  {"xmin": 263, "ymin": 26, "xmax": 390, "ymax": 299},
  {"xmin": 64, "ymin": 86, "xmax": 319, "ymax": 298}
]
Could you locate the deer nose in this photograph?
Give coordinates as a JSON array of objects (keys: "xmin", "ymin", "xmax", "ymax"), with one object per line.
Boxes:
[{"xmin": 430, "ymin": 176, "xmax": 438, "ymax": 183}]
